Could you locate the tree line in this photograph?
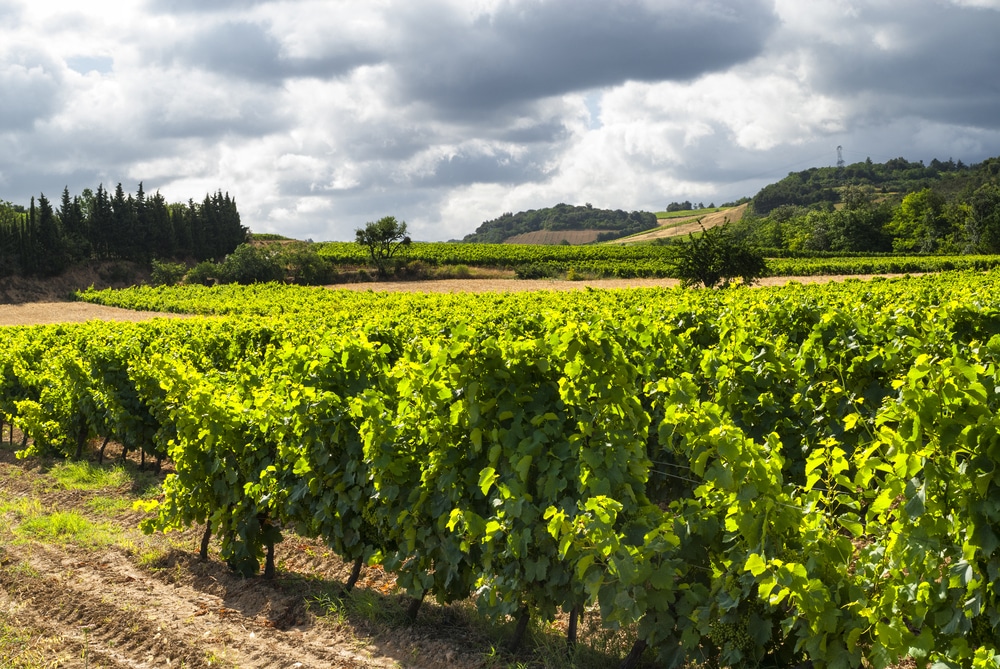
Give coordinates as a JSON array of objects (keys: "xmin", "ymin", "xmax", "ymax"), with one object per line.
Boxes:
[
  {"xmin": 735, "ymin": 156, "xmax": 1000, "ymax": 254},
  {"xmin": 0, "ymin": 183, "xmax": 248, "ymax": 277},
  {"xmin": 462, "ymin": 203, "xmax": 657, "ymax": 244}
]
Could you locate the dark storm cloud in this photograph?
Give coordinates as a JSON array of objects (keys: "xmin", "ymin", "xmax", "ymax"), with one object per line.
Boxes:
[
  {"xmin": 169, "ymin": 21, "xmax": 379, "ymax": 84},
  {"xmin": 415, "ymin": 150, "xmax": 547, "ymax": 188},
  {"xmin": 392, "ymin": 0, "xmax": 778, "ymax": 114},
  {"xmin": 806, "ymin": 3, "xmax": 1000, "ymax": 128},
  {"xmin": 142, "ymin": 109, "xmax": 287, "ymax": 141},
  {"xmin": 496, "ymin": 120, "xmax": 569, "ymax": 144}
]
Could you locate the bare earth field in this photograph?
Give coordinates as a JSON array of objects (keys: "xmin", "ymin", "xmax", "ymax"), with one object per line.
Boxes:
[
  {"xmin": 619, "ymin": 203, "xmax": 748, "ymax": 244},
  {"xmin": 0, "ymin": 302, "xmax": 190, "ymax": 326},
  {"xmin": 502, "ymin": 229, "xmax": 610, "ymax": 245}
]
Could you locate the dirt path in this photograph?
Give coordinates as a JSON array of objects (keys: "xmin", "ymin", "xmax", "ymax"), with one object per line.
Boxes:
[
  {"xmin": 619, "ymin": 204, "xmax": 748, "ymax": 244},
  {"xmin": 0, "ymin": 302, "xmax": 189, "ymax": 326}
]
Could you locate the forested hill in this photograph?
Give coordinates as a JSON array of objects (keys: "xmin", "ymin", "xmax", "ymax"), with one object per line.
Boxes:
[
  {"xmin": 751, "ymin": 156, "xmax": 1000, "ymax": 214},
  {"xmin": 462, "ymin": 203, "xmax": 657, "ymax": 244},
  {"xmin": 733, "ymin": 155, "xmax": 1000, "ymax": 254}
]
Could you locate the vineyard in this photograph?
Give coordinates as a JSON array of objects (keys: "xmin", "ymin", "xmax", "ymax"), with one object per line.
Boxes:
[
  {"xmin": 3, "ymin": 273, "xmax": 1000, "ymax": 667},
  {"xmin": 316, "ymin": 241, "xmax": 1000, "ymax": 279}
]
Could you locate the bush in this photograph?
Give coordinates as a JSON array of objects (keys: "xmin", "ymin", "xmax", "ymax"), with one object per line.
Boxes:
[
  {"xmin": 278, "ymin": 243, "xmax": 336, "ymax": 285},
  {"xmin": 184, "ymin": 261, "xmax": 220, "ymax": 286},
  {"xmin": 217, "ymin": 243, "xmax": 284, "ymax": 284},
  {"xmin": 514, "ymin": 262, "xmax": 558, "ymax": 279},
  {"xmin": 672, "ymin": 223, "xmax": 768, "ymax": 288},
  {"xmin": 150, "ymin": 259, "xmax": 188, "ymax": 286}
]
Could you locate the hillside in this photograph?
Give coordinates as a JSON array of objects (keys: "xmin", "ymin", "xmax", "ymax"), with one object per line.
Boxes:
[
  {"xmin": 735, "ymin": 154, "xmax": 1000, "ymax": 254},
  {"xmin": 462, "ymin": 203, "xmax": 657, "ymax": 244},
  {"xmin": 610, "ymin": 204, "xmax": 747, "ymax": 244},
  {"xmin": 751, "ymin": 156, "xmax": 1000, "ymax": 214}
]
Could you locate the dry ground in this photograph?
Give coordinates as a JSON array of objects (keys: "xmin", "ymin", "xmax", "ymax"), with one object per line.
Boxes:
[
  {"xmin": 502, "ymin": 230, "xmax": 610, "ymax": 245},
  {"xmin": 0, "ymin": 302, "xmax": 190, "ymax": 326},
  {"xmin": 616, "ymin": 203, "xmax": 749, "ymax": 244}
]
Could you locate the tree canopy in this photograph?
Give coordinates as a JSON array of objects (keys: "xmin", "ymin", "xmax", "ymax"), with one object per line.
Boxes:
[
  {"xmin": 734, "ymin": 156, "xmax": 1000, "ymax": 255},
  {"xmin": 462, "ymin": 203, "xmax": 657, "ymax": 244},
  {"xmin": 0, "ymin": 183, "xmax": 248, "ymax": 277},
  {"xmin": 355, "ymin": 215, "xmax": 411, "ymax": 276}
]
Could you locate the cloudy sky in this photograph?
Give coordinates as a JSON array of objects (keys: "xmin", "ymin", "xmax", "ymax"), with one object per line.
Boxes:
[{"xmin": 1, "ymin": 0, "xmax": 999, "ymax": 241}]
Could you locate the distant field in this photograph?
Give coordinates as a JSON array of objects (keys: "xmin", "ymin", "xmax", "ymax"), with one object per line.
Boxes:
[
  {"xmin": 616, "ymin": 204, "xmax": 747, "ymax": 244},
  {"xmin": 652, "ymin": 207, "xmax": 725, "ymax": 219},
  {"xmin": 503, "ymin": 229, "xmax": 611, "ymax": 245}
]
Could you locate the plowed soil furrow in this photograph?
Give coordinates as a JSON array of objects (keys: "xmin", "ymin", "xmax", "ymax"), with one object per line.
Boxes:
[{"xmin": 0, "ymin": 540, "xmax": 404, "ymax": 669}]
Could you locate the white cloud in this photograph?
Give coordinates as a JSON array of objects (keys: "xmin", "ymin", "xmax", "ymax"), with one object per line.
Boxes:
[{"xmin": 0, "ymin": 0, "xmax": 997, "ymax": 241}]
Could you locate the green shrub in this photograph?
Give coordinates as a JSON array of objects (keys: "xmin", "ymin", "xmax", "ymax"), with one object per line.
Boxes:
[
  {"xmin": 217, "ymin": 243, "xmax": 284, "ymax": 284},
  {"xmin": 149, "ymin": 259, "xmax": 187, "ymax": 286},
  {"xmin": 514, "ymin": 262, "xmax": 557, "ymax": 279},
  {"xmin": 672, "ymin": 223, "xmax": 768, "ymax": 288},
  {"xmin": 184, "ymin": 260, "xmax": 220, "ymax": 286}
]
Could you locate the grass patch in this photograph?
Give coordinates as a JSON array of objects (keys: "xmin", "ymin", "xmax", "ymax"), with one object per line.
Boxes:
[
  {"xmin": 17, "ymin": 509, "xmax": 112, "ymax": 545},
  {"xmin": 309, "ymin": 587, "xmax": 407, "ymax": 628},
  {"xmin": 84, "ymin": 495, "xmax": 133, "ymax": 516},
  {"xmin": 654, "ymin": 207, "xmax": 724, "ymax": 219},
  {"xmin": 15, "ymin": 508, "xmax": 116, "ymax": 547},
  {"xmin": 0, "ymin": 497, "xmax": 43, "ymax": 523},
  {"xmin": 48, "ymin": 461, "xmax": 132, "ymax": 491}
]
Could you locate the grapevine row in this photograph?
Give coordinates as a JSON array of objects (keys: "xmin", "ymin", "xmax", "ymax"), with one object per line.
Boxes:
[
  {"xmin": 314, "ymin": 240, "xmax": 1000, "ymax": 278},
  {"xmin": 5, "ymin": 272, "xmax": 1000, "ymax": 667}
]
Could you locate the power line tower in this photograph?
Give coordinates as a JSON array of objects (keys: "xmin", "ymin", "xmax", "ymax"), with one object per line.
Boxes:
[{"xmin": 837, "ymin": 145, "xmax": 845, "ymax": 169}]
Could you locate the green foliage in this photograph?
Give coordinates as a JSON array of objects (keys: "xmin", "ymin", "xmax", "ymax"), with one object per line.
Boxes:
[
  {"xmin": 150, "ymin": 258, "xmax": 188, "ymax": 286},
  {"xmin": 216, "ymin": 243, "xmax": 285, "ymax": 284},
  {"xmin": 12, "ymin": 273, "xmax": 1000, "ymax": 666},
  {"xmin": 463, "ymin": 203, "xmax": 657, "ymax": 244},
  {"xmin": 355, "ymin": 215, "xmax": 411, "ymax": 276},
  {"xmin": 741, "ymin": 155, "xmax": 1000, "ymax": 254},
  {"xmin": 316, "ymin": 237, "xmax": 1000, "ymax": 280},
  {"xmin": 0, "ymin": 184, "xmax": 246, "ymax": 279},
  {"xmin": 513, "ymin": 262, "xmax": 558, "ymax": 279},
  {"xmin": 183, "ymin": 260, "xmax": 219, "ymax": 286},
  {"xmin": 672, "ymin": 223, "xmax": 767, "ymax": 288}
]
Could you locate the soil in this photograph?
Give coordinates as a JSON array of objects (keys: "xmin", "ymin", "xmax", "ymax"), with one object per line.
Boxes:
[
  {"xmin": 502, "ymin": 230, "xmax": 609, "ymax": 245},
  {"xmin": 0, "ymin": 302, "xmax": 189, "ymax": 326},
  {"xmin": 0, "ymin": 262, "xmax": 152, "ymax": 305}
]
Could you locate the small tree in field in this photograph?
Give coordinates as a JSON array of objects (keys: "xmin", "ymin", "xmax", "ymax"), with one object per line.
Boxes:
[
  {"xmin": 355, "ymin": 215, "xmax": 411, "ymax": 276},
  {"xmin": 671, "ymin": 221, "xmax": 767, "ymax": 288}
]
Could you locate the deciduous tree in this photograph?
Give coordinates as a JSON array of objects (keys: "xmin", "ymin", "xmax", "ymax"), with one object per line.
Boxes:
[{"xmin": 355, "ymin": 215, "xmax": 411, "ymax": 276}]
